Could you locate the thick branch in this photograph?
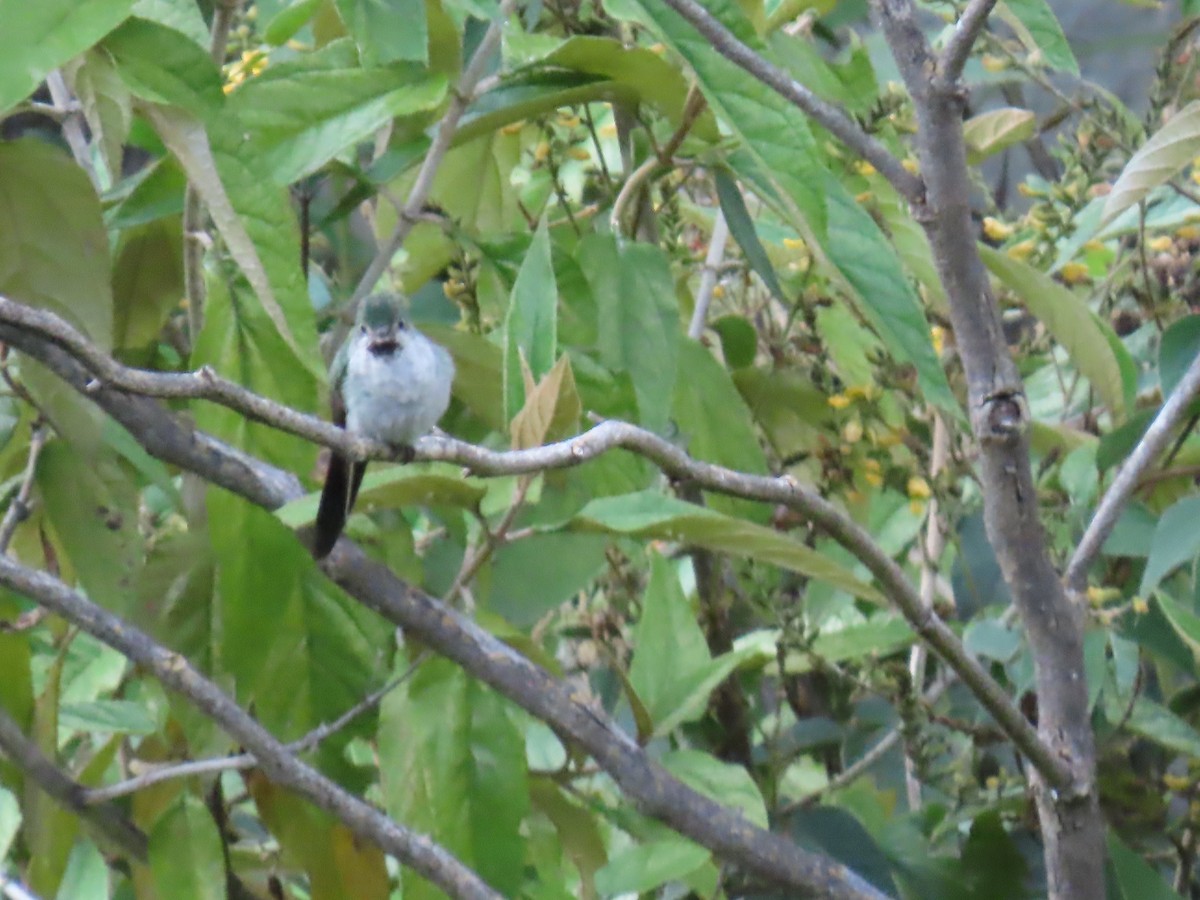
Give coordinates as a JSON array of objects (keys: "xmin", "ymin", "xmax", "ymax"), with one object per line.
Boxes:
[
  {"xmin": 0, "ymin": 706, "xmax": 147, "ymax": 861},
  {"xmin": 0, "ymin": 557, "xmax": 499, "ymax": 900},
  {"xmin": 1067, "ymin": 350, "xmax": 1200, "ymax": 591},
  {"xmin": 658, "ymin": 0, "xmax": 924, "ymax": 205},
  {"xmin": 0, "ymin": 296, "xmax": 1068, "ymax": 789},
  {"xmin": 874, "ymin": 1, "xmax": 1102, "ymax": 895}
]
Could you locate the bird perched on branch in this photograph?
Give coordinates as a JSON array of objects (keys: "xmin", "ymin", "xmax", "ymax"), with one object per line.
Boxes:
[{"xmin": 313, "ymin": 293, "xmax": 454, "ymax": 557}]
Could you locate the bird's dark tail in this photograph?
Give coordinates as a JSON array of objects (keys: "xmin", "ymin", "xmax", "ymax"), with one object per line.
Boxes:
[{"xmin": 313, "ymin": 454, "xmax": 366, "ymax": 557}]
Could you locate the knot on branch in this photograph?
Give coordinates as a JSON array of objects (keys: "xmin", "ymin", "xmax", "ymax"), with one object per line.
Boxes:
[{"xmin": 973, "ymin": 388, "xmax": 1028, "ymax": 445}]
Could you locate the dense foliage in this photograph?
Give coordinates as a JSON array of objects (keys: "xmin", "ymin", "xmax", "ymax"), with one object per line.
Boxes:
[{"xmin": 4, "ymin": 0, "xmax": 1200, "ymax": 897}]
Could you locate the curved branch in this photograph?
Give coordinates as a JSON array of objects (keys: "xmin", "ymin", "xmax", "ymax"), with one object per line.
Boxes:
[
  {"xmin": 937, "ymin": 0, "xmax": 999, "ymax": 87},
  {"xmin": 0, "ymin": 315, "xmax": 886, "ymax": 899},
  {"xmin": 1067, "ymin": 349, "xmax": 1200, "ymax": 592},
  {"xmin": 0, "ymin": 557, "xmax": 500, "ymax": 900},
  {"xmin": 658, "ymin": 0, "xmax": 924, "ymax": 205},
  {"xmin": 0, "ymin": 295, "xmax": 1068, "ymax": 790}
]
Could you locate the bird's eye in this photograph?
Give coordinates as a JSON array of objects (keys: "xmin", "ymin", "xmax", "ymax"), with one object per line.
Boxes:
[
  {"xmin": 359, "ymin": 325, "xmax": 367, "ymax": 334},
  {"xmin": 396, "ymin": 319, "xmax": 407, "ymax": 330}
]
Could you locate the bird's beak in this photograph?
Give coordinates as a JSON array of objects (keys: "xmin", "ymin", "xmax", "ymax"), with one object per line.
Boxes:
[{"xmin": 367, "ymin": 323, "xmax": 401, "ymax": 356}]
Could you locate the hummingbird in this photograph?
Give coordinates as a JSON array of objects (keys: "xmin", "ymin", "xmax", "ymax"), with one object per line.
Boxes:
[{"xmin": 313, "ymin": 293, "xmax": 455, "ymax": 558}]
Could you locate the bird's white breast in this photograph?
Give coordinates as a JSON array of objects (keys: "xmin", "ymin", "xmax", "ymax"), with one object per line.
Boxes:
[{"xmin": 344, "ymin": 332, "xmax": 454, "ymax": 445}]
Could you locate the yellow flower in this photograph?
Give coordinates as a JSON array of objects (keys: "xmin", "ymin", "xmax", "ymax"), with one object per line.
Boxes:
[
  {"xmin": 863, "ymin": 470, "xmax": 883, "ymax": 487},
  {"xmin": 931, "ymin": 325, "xmax": 945, "ymax": 355},
  {"xmin": 981, "ymin": 54, "xmax": 1006, "ymax": 72},
  {"xmin": 782, "ymin": 237, "xmax": 806, "ymax": 250},
  {"xmin": 1059, "ymin": 261, "xmax": 1091, "ymax": 284},
  {"xmin": 1147, "ymin": 235, "xmax": 1174, "ymax": 253},
  {"xmin": 907, "ymin": 476, "xmax": 932, "ymax": 499},
  {"xmin": 842, "ymin": 419, "xmax": 864, "ymax": 443},
  {"xmin": 557, "ymin": 112, "xmax": 581, "ymax": 128},
  {"xmin": 712, "ymin": 284, "xmax": 726, "ymax": 299},
  {"xmin": 533, "ymin": 141, "xmax": 551, "ymax": 162},
  {"xmin": 568, "ymin": 146, "xmax": 591, "ymax": 160},
  {"xmin": 1007, "ymin": 240, "xmax": 1036, "ymax": 260},
  {"xmin": 1177, "ymin": 225, "xmax": 1200, "ymax": 241},
  {"xmin": 854, "ymin": 161, "xmax": 876, "ymax": 177},
  {"xmin": 909, "ymin": 499, "xmax": 926, "ymax": 516},
  {"xmin": 649, "ymin": 42, "xmax": 666, "ymax": 55},
  {"xmin": 827, "ymin": 393, "xmax": 852, "ymax": 409},
  {"xmin": 1132, "ymin": 596, "xmax": 1149, "ymax": 615},
  {"xmin": 855, "ymin": 190, "xmax": 874, "ymax": 204},
  {"xmin": 599, "ymin": 122, "xmax": 618, "ymax": 138},
  {"xmin": 500, "ymin": 120, "xmax": 525, "ymax": 135},
  {"xmin": 845, "ymin": 385, "xmax": 874, "ymax": 400},
  {"xmin": 982, "ymin": 217, "xmax": 1014, "ymax": 241},
  {"xmin": 902, "ymin": 158, "xmax": 920, "ymax": 175}
]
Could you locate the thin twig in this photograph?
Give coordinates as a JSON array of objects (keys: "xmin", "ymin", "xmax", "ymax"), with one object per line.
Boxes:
[
  {"xmin": 1067, "ymin": 346, "xmax": 1200, "ymax": 591},
  {"xmin": 689, "ymin": 210, "xmax": 730, "ymax": 339},
  {"xmin": 0, "ymin": 425, "xmax": 47, "ymax": 554},
  {"xmin": 183, "ymin": 0, "xmax": 244, "ymax": 345},
  {"xmin": 904, "ymin": 412, "xmax": 949, "ymax": 808},
  {"xmin": 350, "ymin": 0, "xmax": 517, "ymax": 306},
  {"xmin": 45, "ymin": 71, "xmax": 97, "ymax": 189},
  {"xmin": 658, "ymin": 0, "xmax": 923, "ymax": 205},
  {"xmin": 85, "ymin": 663, "xmax": 419, "ymax": 804}
]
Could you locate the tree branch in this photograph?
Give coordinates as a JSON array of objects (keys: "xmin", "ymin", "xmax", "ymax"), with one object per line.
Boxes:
[
  {"xmin": 873, "ymin": 0, "xmax": 1102, "ymax": 894},
  {"xmin": 350, "ymin": 0, "xmax": 517, "ymax": 306},
  {"xmin": 0, "ymin": 556, "xmax": 500, "ymax": 900},
  {"xmin": 0, "ymin": 425, "xmax": 46, "ymax": 554},
  {"xmin": 658, "ymin": 0, "xmax": 924, "ymax": 205},
  {"xmin": 937, "ymin": 0, "xmax": 999, "ymax": 87},
  {"xmin": 1067, "ymin": 350, "xmax": 1200, "ymax": 592},
  {"xmin": 0, "ymin": 705, "xmax": 147, "ymax": 861},
  {"xmin": 0, "ymin": 295, "xmax": 1069, "ymax": 790},
  {"xmin": 0, "ymin": 313, "xmax": 887, "ymax": 898}
]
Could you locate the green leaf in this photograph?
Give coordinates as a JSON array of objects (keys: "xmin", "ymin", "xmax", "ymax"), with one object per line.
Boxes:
[
  {"xmin": 228, "ymin": 39, "xmax": 448, "ymax": 185},
  {"xmin": 130, "ymin": 0, "xmax": 209, "ymax": 46},
  {"xmin": 65, "ymin": 49, "xmax": 134, "ymax": 185},
  {"xmin": 265, "ymin": 0, "xmax": 324, "ymax": 45},
  {"xmin": 1155, "ymin": 594, "xmax": 1200, "ymax": 667},
  {"xmin": 336, "ymin": 0, "xmax": 428, "ymax": 64},
  {"xmin": 709, "ymin": 315, "xmax": 758, "ymax": 369},
  {"xmin": 786, "ymin": 615, "xmax": 915, "ymax": 671},
  {"xmin": 715, "ymin": 169, "xmax": 785, "ymax": 301},
  {"xmin": 536, "ymin": 35, "xmax": 718, "ymax": 140},
  {"xmin": 962, "ymin": 811, "xmax": 1028, "ymax": 899},
  {"xmin": 573, "ymin": 491, "xmax": 883, "ymax": 602},
  {"xmin": 1140, "ymin": 496, "xmax": 1200, "ymax": 596},
  {"xmin": 55, "ymin": 841, "xmax": 108, "ymax": 900},
  {"xmin": 504, "ymin": 220, "xmax": 558, "ymax": 423},
  {"xmin": 111, "ymin": 217, "xmax": 184, "ymax": 350},
  {"xmin": 1108, "ymin": 830, "xmax": 1183, "ymax": 900},
  {"xmin": 277, "ymin": 463, "xmax": 488, "ymax": 528},
  {"xmin": 0, "ymin": 787, "xmax": 19, "ymax": 861},
  {"xmin": 1102, "ymin": 100, "xmax": 1200, "ymax": 226},
  {"xmin": 619, "ymin": 0, "xmax": 827, "ymax": 235},
  {"xmin": 629, "ymin": 555, "xmax": 757, "ymax": 736},
  {"xmin": 815, "ymin": 303, "xmax": 876, "ymax": 390},
  {"xmin": 981, "ymin": 244, "xmax": 1128, "ymax": 420},
  {"xmin": 1159, "ymin": 314, "xmax": 1200, "ymax": 396},
  {"xmin": 104, "ymin": 17, "xmax": 224, "ymax": 114},
  {"xmin": 998, "ymin": 0, "xmax": 1079, "ymax": 74},
  {"xmin": 149, "ymin": 796, "xmax": 225, "ymax": 900},
  {"xmin": 0, "ymin": 0, "xmax": 133, "ymax": 113},
  {"xmin": 58, "ymin": 700, "xmax": 156, "ymax": 736},
  {"xmin": 661, "ymin": 749, "xmax": 768, "ymax": 828},
  {"xmin": 595, "ymin": 840, "xmax": 709, "ymax": 896},
  {"xmin": 488, "ymin": 533, "xmax": 611, "ymax": 628},
  {"xmin": 825, "ymin": 183, "xmax": 958, "ymax": 413},
  {"xmin": 578, "ymin": 234, "xmax": 680, "ymax": 433},
  {"xmin": 1104, "ymin": 691, "xmax": 1200, "ymax": 757},
  {"xmin": 789, "ymin": 806, "xmax": 897, "ymax": 897},
  {"xmin": 672, "ymin": 341, "xmax": 769, "ymax": 521},
  {"xmin": 38, "ymin": 442, "xmax": 140, "ymax": 617},
  {"xmin": 379, "ymin": 659, "xmax": 528, "ymax": 897},
  {"xmin": 963, "ymin": 107, "xmax": 1036, "ymax": 164},
  {"xmin": 207, "ymin": 491, "xmax": 387, "ymax": 748},
  {"xmin": 0, "ymin": 141, "xmax": 113, "ymax": 349}
]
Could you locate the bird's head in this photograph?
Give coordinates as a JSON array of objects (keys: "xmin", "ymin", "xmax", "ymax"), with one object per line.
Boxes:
[{"xmin": 357, "ymin": 294, "xmax": 409, "ymax": 357}]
